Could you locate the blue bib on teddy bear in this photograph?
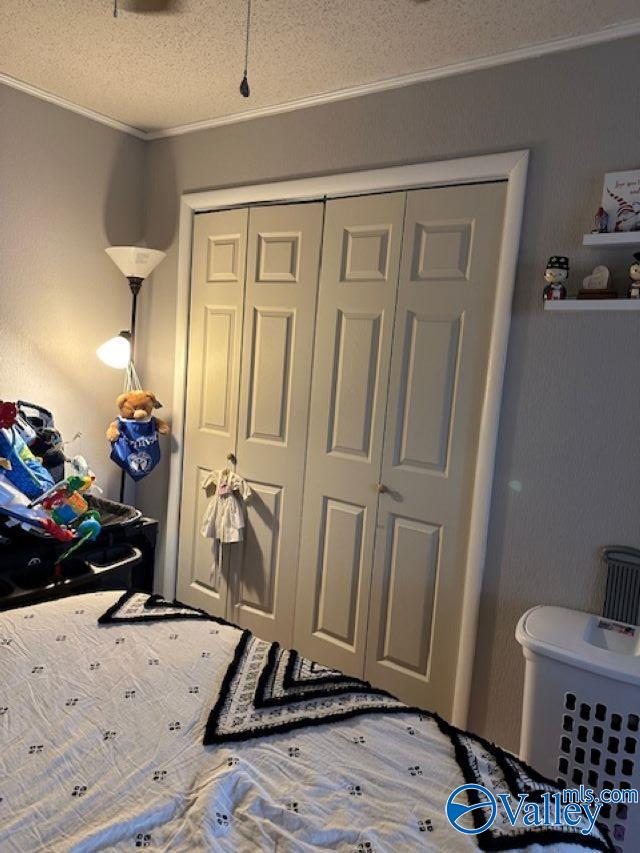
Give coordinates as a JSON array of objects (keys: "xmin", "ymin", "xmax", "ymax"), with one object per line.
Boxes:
[{"xmin": 110, "ymin": 418, "xmax": 161, "ymax": 481}]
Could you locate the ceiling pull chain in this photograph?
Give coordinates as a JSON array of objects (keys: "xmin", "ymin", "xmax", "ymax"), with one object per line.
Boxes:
[
  {"xmin": 113, "ymin": 0, "xmax": 119, "ymax": 18},
  {"xmin": 240, "ymin": 0, "xmax": 252, "ymax": 97}
]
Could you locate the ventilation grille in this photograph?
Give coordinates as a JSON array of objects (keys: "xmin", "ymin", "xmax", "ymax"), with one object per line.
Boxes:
[
  {"xmin": 603, "ymin": 547, "xmax": 640, "ymax": 627},
  {"xmin": 557, "ymin": 692, "xmax": 638, "ymax": 852}
]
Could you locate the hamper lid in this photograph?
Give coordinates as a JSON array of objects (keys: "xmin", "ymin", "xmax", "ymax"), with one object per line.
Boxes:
[{"xmin": 516, "ymin": 606, "xmax": 640, "ymax": 687}]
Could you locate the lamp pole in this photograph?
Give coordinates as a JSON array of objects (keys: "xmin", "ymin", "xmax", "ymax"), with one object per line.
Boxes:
[
  {"xmin": 119, "ymin": 276, "xmax": 145, "ymax": 504},
  {"xmin": 127, "ymin": 276, "xmax": 143, "ymax": 360}
]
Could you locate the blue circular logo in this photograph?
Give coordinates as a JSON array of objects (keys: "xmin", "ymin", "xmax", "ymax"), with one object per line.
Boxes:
[{"xmin": 445, "ymin": 783, "xmax": 497, "ymax": 835}]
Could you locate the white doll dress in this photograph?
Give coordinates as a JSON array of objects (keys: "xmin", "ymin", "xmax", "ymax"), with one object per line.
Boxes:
[
  {"xmin": 200, "ymin": 469, "xmax": 252, "ymax": 586},
  {"xmin": 200, "ymin": 469, "xmax": 252, "ymax": 542}
]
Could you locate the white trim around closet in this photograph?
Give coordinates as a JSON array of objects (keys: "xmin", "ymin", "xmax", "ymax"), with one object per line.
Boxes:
[{"xmin": 164, "ymin": 149, "xmax": 529, "ymax": 728}]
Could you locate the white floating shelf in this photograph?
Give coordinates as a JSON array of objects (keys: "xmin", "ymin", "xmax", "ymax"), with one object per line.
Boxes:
[
  {"xmin": 544, "ymin": 299, "xmax": 640, "ymax": 312},
  {"xmin": 583, "ymin": 232, "xmax": 640, "ymax": 247}
]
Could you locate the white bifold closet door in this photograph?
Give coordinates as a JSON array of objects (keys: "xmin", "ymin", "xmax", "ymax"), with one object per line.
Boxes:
[
  {"xmin": 177, "ymin": 207, "xmax": 248, "ymax": 618},
  {"xmin": 293, "ymin": 182, "xmax": 507, "ymax": 715},
  {"xmin": 228, "ymin": 202, "xmax": 323, "ymax": 645},
  {"xmin": 293, "ymin": 192, "xmax": 406, "ymax": 678},
  {"xmin": 364, "ymin": 182, "xmax": 507, "ymax": 714},
  {"xmin": 178, "ymin": 202, "xmax": 323, "ymax": 646}
]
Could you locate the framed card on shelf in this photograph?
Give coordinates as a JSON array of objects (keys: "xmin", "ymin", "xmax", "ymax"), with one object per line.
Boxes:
[{"xmin": 602, "ymin": 170, "xmax": 640, "ymax": 232}]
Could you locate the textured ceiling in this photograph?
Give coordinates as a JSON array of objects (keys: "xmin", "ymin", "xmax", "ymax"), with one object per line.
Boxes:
[{"xmin": 1, "ymin": 0, "xmax": 639, "ymax": 133}]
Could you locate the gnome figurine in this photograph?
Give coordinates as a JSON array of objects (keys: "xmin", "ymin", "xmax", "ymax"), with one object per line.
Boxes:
[
  {"xmin": 543, "ymin": 256, "xmax": 569, "ymax": 301},
  {"xmin": 628, "ymin": 252, "xmax": 640, "ymax": 299}
]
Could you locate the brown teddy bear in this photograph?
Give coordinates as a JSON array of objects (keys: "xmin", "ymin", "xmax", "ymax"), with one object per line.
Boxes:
[{"xmin": 106, "ymin": 390, "xmax": 170, "ymax": 443}]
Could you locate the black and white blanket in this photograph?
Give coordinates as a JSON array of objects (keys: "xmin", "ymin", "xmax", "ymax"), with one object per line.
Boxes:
[{"xmin": 0, "ymin": 590, "xmax": 613, "ymax": 852}]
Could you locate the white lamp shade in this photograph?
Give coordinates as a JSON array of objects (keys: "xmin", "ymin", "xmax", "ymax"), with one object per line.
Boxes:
[
  {"xmin": 96, "ymin": 334, "xmax": 132, "ymax": 369},
  {"xmin": 105, "ymin": 246, "xmax": 165, "ymax": 279}
]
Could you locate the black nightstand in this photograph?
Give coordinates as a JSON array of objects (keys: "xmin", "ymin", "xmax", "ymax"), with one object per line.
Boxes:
[{"xmin": 0, "ymin": 516, "xmax": 158, "ymax": 611}]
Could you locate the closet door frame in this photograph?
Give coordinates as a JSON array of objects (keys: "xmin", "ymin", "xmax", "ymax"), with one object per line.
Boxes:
[{"xmin": 163, "ymin": 150, "xmax": 529, "ymax": 728}]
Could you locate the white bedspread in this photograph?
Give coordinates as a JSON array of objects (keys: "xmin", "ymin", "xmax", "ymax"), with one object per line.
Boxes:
[{"xmin": 0, "ymin": 591, "xmax": 607, "ymax": 852}]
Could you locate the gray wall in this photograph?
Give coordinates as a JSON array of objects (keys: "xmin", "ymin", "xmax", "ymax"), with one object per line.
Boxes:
[
  {"xmin": 0, "ymin": 84, "xmax": 145, "ymax": 497},
  {"xmin": 139, "ymin": 35, "xmax": 640, "ymax": 752}
]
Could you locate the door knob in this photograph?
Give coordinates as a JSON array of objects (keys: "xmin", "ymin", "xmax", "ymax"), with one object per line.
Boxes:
[
  {"xmin": 227, "ymin": 452, "xmax": 237, "ymax": 465},
  {"xmin": 377, "ymin": 483, "xmax": 388, "ymax": 494}
]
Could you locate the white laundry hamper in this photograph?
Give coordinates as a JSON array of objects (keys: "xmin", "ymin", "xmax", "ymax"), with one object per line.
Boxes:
[{"xmin": 516, "ymin": 606, "xmax": 640, "ymax": 852}]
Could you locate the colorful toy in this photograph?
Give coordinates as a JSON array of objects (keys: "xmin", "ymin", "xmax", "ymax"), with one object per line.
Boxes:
[
  {"xmin": 0, "ymin": 472, "xmax": 73, "ymax": 541},
  {"xmin": 107, "ymin": 390, "xmax": 169, "ymax": 481},
  {"xmin": 55, "ymin": 511, "xmax": 102, "ymax": 565},
  {"xmin": 36, "ymin": 475, "xmax": 93, "ymax": 518}
]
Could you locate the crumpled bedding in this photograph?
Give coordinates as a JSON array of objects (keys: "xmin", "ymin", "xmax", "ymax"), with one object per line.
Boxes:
[{"xmin": 0, "ymin": 591, "xmax": 610, "ymax": 852}]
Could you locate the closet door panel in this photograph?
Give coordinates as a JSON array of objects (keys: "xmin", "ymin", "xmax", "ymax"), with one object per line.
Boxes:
[
  {"xmin": 230, "ymin": 202, "xmax": 324, "ymax": 645},
  {"xmin": 365, "ymin": 182, "xmax": 507, "ymax": 714},
  {"xmin": 237, "ymin": 480, "xmax": 282, "ymax": 615},
  {"xmin": 314, "ymin": 497, "xmax": 365, "ymax": 646},
  {"xmin": 293, "ymin": 192, "xmax": 406, "ymax": 677},
  {"xmin": 177, "ymin": 209, "xmax": 248, "ymax": 617},
  {"xmin": 328, "ymin": 311, "xmax": 381, "ymax": 457}
]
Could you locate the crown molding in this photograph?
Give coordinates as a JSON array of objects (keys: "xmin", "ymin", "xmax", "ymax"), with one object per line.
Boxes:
[
  {"xmin": 147, "ymin": 20, "xmax": 640, "ymax": 140},
  {"xmin": 2, "ymin": 19, "xmax": 639, "ymax": 142},
  {"xmin": 0, "ymin": 72, "xmax": 147, "ymax": 139}
]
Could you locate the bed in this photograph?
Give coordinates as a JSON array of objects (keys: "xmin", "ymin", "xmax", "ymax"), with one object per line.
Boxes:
[{"xmin": 0, "ymin": 590, "xmax": 612, "ymax": 852}]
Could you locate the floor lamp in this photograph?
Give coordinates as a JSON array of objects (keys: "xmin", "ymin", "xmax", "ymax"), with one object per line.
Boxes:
[{"xmin": 97, "ymin": 247, "xmax": 166, "ymax": 503}]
